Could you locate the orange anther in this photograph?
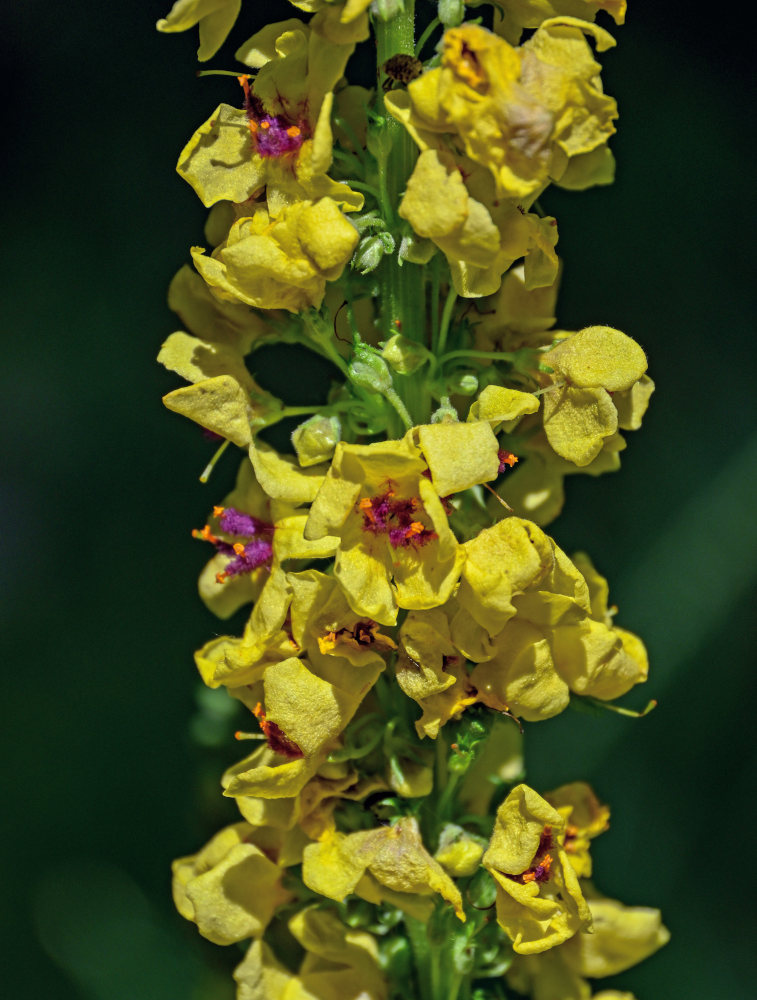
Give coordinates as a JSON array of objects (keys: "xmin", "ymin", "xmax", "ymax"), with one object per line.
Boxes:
[
  {"xmin": 260, "ymin": 120, "xmax": 270, "ymax": 129},
  {"xmin": 358, "ymin": 497, "xmax": 377, "ymax": 522},
  {"xmin": 522, "ymin": 871, "xmax": 536, "ymax": 883},
  {"xmin": 286, "ymin": 125, "xmax": 301, "ymax": 138},
  {"xmin": 237, "ymin": 75, "xmax": 251, "ymax": 97},
  {"xmin": 215, "ymin": 571, "xmax": 228, "ymax": 584},
  {"xmin": 213, "ymin": 505, "xmax": 225, "ymax": 517},
  {"xmin": 406, "ymin": 521, "xmax": 425, "ymax": 537},
  {"xmin": 193, "ymin": 524, "xmax": 219, "ymax": 544},
  {"xmin": 233, "ymin": 542, "xmax": 246, "ymax": 556}
]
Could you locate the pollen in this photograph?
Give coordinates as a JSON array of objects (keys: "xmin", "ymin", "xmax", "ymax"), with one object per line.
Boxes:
[
  {"xmin": 358, "ymin": 483, "xmax": 436, "ymax": 549},
  {"xmin": 193, "ymin": 505, "xmax": 275, "ymax": 582},
  {"xmin": 286, "ymin": 125, "xmax": 301, "ymax": 138},
  {"xmin": 192, "ymin": 524, "xmax": 219, "ymax": 544},
  {"xmin": 497, "ymin": 449, "xmax": 519, "ymax": 473},
  {"xmin": 252, "ymin": 702, "xmax": 304, "ymax": 759}
]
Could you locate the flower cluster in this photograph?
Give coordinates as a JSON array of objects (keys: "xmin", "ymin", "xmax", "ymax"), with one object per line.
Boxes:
[{"xmin": 157, "ymin": 1, "xmax": 666, "ymax": 997}]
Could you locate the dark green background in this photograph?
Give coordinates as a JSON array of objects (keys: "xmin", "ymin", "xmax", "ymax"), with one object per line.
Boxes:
[{"xmin": 4, "ymin": 2, "xmax": 756, "ymax": 997}]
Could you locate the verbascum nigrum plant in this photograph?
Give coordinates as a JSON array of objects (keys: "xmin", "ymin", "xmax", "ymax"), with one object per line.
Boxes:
[{"xmin": 157, "ymin": 2, "xmax": 668, "ymax": 996}]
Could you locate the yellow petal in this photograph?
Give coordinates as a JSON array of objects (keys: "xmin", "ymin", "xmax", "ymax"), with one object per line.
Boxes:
[
  {"xmin": 416, "ymin": 421, "xmax": 500, "ymax": 496},
  {"xmin": 544, "ymin": 326, "xmax": 647, "ymax": 392},
  {"xmin": 564, "ymin": 896, "xmax": 669, "ymax": 977},
  {"xmin": 542, "ymin": 385, "xmax": 618, "ymax": 466},
  {"xmin": 177, "ymin": 104, "xmax": 264, "ymax": 207},
  {"xmin": 467, "ymin": 384, "xmax": 540, "ymax": 428},
  {"xmin": 457, "ymin": 517, "xmax": 553, "ymax": 635},
  {"xmin": 250, "ymin": 439, "xmax": 328, "ymax": 503},
  {"xmin": 162, "ymin": 375, "xmax": 255, "ymax": 446}
]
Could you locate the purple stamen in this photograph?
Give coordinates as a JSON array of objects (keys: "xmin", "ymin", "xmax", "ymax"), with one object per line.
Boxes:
[
  {"xmin": 218, "ymin": 507, "xmax": 273, "ymax": 538},
  {"xmin": 219, "ymin": 539, "xmax": 274, "ymax": 579},
  {"xmin": 252, "ymin": 116, "xmax": 305, "ymax": 158}
]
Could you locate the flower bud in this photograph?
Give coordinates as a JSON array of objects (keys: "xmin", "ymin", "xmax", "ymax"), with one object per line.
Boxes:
[
  {"xmin": 291, "ymin": 414, "xmax": 341, "ymax": 467},
  {"xmin": 431, "ymin": 396, "xmax": 459, "ymax": 423},
  {"xmin": 438, "ymin": 0, "xmax": 464, "ymax": 27},
  {"xmin": 353, "ymin": 232, "xmax": 395, "ymax": 275},
  {"xmin": 381, "ymin": 334, "xmax": 432, "ymax": 375},
  {"xmin": 372, "ymin": 0, "xmax": 406, "ymax": 23},
  {"xmin": 366, "ymin": 117, "xmax": 394, "ymax": 162},
  {"xmin": 348, "ymin": 343, "xmax": 395, "ymax": 395},
  {"xmin": 435, "ymin": 823, "xmax": 486, "ymax": 877},
  {"xmin": 446, "ymin": 372, "xmax": 479, "ymax": 396},
  {"xmin": 398, "ymin": 232, "xmax": 436, "ymax": 265}
]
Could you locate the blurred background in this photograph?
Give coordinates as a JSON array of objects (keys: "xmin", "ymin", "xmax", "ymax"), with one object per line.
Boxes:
[{"xmin": 3, "ymin": 2, "xmax": 756, "ymax": 996}]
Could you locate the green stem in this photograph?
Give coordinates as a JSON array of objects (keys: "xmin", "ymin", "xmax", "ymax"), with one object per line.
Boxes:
[
  {"xmin": 440, "ymin": 348, "xmax": 518, "ymax": 365},
  {"xmin": 405, "ymin": 917, "xmax": 433, "ymax": 1000},
  {"xmin": 374, "ymin": 2, "xmax": 430, "ymax": 426},
  {"xmin": 347, "ymin": 180, "xmax": 383, "ymax": 200},
  {"xmin": 436, "ymin": 286, "xmax": 458, "ymax": 357},
  {"xmin": 332, "ymin": 147, "xmax": 365, "ymax": 174},
  {"xmin": 415, "ymin": 16, "xmax": 441, "ymax": 57},
  {"xmin": 333, "ymin": 115, "xmax": 369, "ymax": 166}
]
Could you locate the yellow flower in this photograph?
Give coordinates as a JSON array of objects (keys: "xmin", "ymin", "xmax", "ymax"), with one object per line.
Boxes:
[
  {"xmin": 221, "ymin": 645, "xmax": 384, "ymax": 801},
  {"xmin": 564, "ymin": 894, "xmax": 670, "ymax": 978},
  {"xmin": 539, "ymin": 325, "xmax": 650, "ymax": 466},
  {"xmin": 386, "ymin": 21, "xmax": 617, "ymax": 203},
  {"xmin": 157, "ymin": 0, "xmax": 241, "ymax": 61},
  {"xmin": 234, "ymin": 907, "xmax": 387, "ymax": 1000},
  {"xmin": 495, "ymin": 1, "xmax": 626, "ymax": 46},
  {"xmin": 191, "ymin": 458, "xmax": 337, "ymax": 623},
  {"xmin": 192, "ymin": 198, "xmax": 359, "ymax": 313},
  {"xmin": 507, "ymin": 892, "xmax": 669, "ymax": 998},
  {"xmin": 289, "ymin": 569, "xmax": 397, "ymax": 666},
  {"xmin": 452, "ymin": 519, "xmax": 647, "ymax": 719},
  {"xmin": 178, "ymin": 16, "xmax": 364, "ymax": 215},
  {"xmin": 399, "ymin": 149, "xmax": 559, "ymax": 297},
  {"xmin": 303, "ymin": 816, "xmax": 465, "ymax": 920},
  {"xmin": 236, "ymin": 766, "xmax": 387, "ymax": 840},
  {"xmin": 396, "ymin": 607, "xmax": 478, "ymax": 738},
  {"xmin": 158, "ymin": 266, "xmax": 284, "ymax": 444},
  {"xmin": 483, "ymin": 783, "xmax": 591, "ymax": 953},
  {"xmin": 545, "ymin": 781, "xmax": 610, "ymax": 878},
  {"xmin": 498, "ymin": 428, "xmax": 626, "ymax": 525},
  {"xmin": 304, "ymin": 433, "xmax": 468, "ymax": 625},
  {"xmin": 472, "ymin": 262, "xmax": 560, "ymax": 353},
  {"xmin": 171, "ymin": 821, "xmax": 291, "ymax": 944}
]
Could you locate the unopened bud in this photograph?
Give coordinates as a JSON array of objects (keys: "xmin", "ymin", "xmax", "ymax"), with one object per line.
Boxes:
[
  {"xmin": 366, "ymin": 118, "xmax": 393, "ymax": 162},
  {"xmin": 353, "ymin": 232, "xmax": 395, "ymax": 275},
  {"xmin": 371, "ymin": 0, "xmax": 405, "ymax": 23},
  {"xmin": 349, "ymin": 343, "xmax": 395, "ymax": 395},
  {"xmin": 398, "ymin": 233, "xmax": 436, "ymax": 265},
  {"xmin": 382, "ymin": 334, "xmax": 432, "ymax": 374},
  {"xmin": 431, "ymin": 396, "xmax": 459, "ymax": 423},
  {"xmin": 438, "ymin": 0, "xmax": 464, "ymax": 26},
  {"xmin": 446, "ymin": 372, "xmax": 479, "ymax": 396},
  {"xmin": 291, "ymin": 414, "xmax": 341, "ymax": 467}
]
